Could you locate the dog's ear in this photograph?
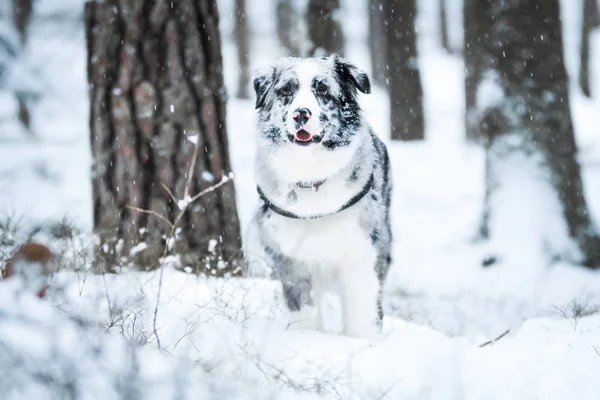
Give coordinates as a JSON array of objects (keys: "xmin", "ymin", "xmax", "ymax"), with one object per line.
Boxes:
[
  {"xmin": 332, "ymin": 55, "xmax": 371, "ymax": 95},
  {"xmin": 253, "ymin": 67, "xmax": 275, "ymax": 109}
]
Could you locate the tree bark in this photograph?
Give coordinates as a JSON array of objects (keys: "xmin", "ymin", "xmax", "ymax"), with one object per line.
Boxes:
[
  {"xmin": 276, "ymin": 0, "xmax": 301, "ymax": 56},
  {"xmin": 579, "ymin": 0, "xmax": 600, "ymax": 97},
  {"xmin": 477, "ymin": 0, "xmax": 600, "ymax": 268},
  {"xmin": 306, "ymin": 0, "xmax": 344, "ymax": 56},
  {"xmin": 463, "ymin": 0, "xmax": 483, "ymax": 142},
  {"xmin": 368, "ymin": 0, "xmax": 387, "ymax": 88},
  {"xmin": 384, "ymin": 0, "xmax": 425, "ymax": 141},
  {"xmin": 439, "ymin": 0, "xmax": 450, "ymax": 53},
  {"xmin": 234, "ymin": 0, "xmax": 250, "ymax": 99},
  {"xmin": 85, "ymin": 0, "xmax": 243, "ymax": 274}
]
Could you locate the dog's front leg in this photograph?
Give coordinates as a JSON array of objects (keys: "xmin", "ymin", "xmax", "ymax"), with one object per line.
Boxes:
[{"xmin": 339, "ymin": 251, "xmax": 380, "ymax": 338}]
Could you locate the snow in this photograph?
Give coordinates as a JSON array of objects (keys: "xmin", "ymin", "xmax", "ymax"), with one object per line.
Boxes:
[
  {"xmin": 2, "ymin": 0, "xmax": 600, "ymax": 399},
  {"xmin": 0, "ymin": 279, "xmax": 314, "ymax": 400},
  {"xmin": 476, "ymin": 71, "xmax": 504, "ymax": 113},
  {"xmin": 486, "ymin": 134, "xmax": 577, "ymax": 267}
]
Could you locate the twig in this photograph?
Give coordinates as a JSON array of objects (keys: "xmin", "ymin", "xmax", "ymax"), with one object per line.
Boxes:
[
  {"xmin": 160, "ymin": 182, "xmax": 177, "ymax": 204},
  {"xmin": 127, "ymin": 206, "xmax": 173, "ymax": 229},
  {"xmin": 183, "ymin": 141, "xmax": 201, "ymax": 200},
  {"xmin": 149, "ymin": 169, "xmax": 233, "ymax": 349},
  {"xmin": 189, "ymin": 173, "xmax": 233, "ymax": 204},
  {"xmin": 593, "ymin": 345, "xmax": 600, "ymax": 357},
  {"xmin": 479, "ymin": 328, "xmax": 511, "ymax": 348},
  {"xmin": 153, "ymin": 260, "xmax": 165, "ymax": 349}
]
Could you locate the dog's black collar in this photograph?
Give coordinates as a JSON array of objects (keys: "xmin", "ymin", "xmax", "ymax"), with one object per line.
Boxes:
[{"xmin": 257, "ymin": 173, "xmax": 374, "ymax": 220}]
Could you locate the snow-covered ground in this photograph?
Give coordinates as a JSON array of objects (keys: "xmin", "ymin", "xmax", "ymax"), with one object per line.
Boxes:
[{"xmin": 1, "ymin": 0, "xmax": 600, "ymax": 398}]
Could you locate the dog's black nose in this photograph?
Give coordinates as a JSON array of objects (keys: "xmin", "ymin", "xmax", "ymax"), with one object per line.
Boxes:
[{"xmin": 292, "ymin": 108, "xmax": 311, "ymax": 126}]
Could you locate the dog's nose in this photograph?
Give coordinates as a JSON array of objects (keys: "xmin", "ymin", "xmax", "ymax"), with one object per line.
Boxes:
[{"xmin": 292, "ymin": 108, "xmax": 311, "ymax": 126}]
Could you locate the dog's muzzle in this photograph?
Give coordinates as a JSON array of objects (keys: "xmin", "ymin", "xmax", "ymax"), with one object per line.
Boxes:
[{"xmin": 290, "ymin": 107, "xmax": 321, "ymax": 146}]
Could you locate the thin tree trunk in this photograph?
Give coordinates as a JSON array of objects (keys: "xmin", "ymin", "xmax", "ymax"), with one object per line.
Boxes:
[
  {"xmin": 13, "ymin": 0, "xmax": 32, "ymax": 44},
  {"xmin": 477, "ymin": 0, "xmax": 600, "ymax": 268},
  {"xmin": 369, "ymin": 0, "xmax": 387, "ymax": 87},
  {"xmin": 579, "ymin": 0, "xmax": 600, "ymax": 97},
  {"xmin": 12, "ymin": 0, "xmax": 33, "ymax": 132},
  {"xmin": 463, "ymin": 0, "xmax": 482, "ymax": 142},
  {"xmin": 276, "ymin": 0, "xmax": 301, "ymax": 56},
  {"xmin": 234, "ymin": 0, "xmax": 250, "ymax": 99},
  {"xmin": 306, "ymin": 0, "xmax": 344, "ymax": 56},
  {"xmin": 384, "ymin": 0, "xmax": 425, "ymax": 141},
  {"xmin": 439, "ymin": 0, "xmax": 450, "ymax": 53},
  {"xmin": 85, "ymin": 0, "xmax": 243, "ymax": 274}
]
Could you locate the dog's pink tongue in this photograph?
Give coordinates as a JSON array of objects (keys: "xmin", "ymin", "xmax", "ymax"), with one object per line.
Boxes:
[{"xmin": 295, "ymin": 130, "xmax": 312, "ymax": 142}]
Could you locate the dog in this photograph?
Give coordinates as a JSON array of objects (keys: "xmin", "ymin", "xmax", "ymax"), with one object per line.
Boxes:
[{"xmin": 248, "ymin": 54, "xmax": 392, "ymax": 338}]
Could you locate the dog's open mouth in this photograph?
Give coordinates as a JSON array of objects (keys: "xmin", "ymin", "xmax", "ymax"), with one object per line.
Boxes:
[{"xmin": 294, "ymin": 129, "xmax": 312, "ymax": 142}]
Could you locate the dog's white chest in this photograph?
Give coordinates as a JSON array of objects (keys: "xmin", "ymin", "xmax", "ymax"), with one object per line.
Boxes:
[{"xmin": 263, "ymin": 208, "xmax": 370, "ymax": 269}]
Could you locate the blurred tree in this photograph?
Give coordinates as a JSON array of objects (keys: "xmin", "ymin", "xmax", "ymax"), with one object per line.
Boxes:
[
  {"xmin": 384, "ymin": 0, "xmax": 425, "ymax": 141},
  {"xmin": 306, "ymin": 0, "xmax": 344, "ymax": 56},
  {"xmin": 85, "ymin": 0, "xmax": 242, "ymax": 274},
  {"xmin": 276, "ymin": 0, "xmax": 301, "ymax": 56},
  {"xmin": 439, "ymin": 0, "xmax": 450, "ymax": 53},
  {"xmin": 477, "ymin": 0, "xmax": 600, "ymax": 268},
  {"xmin": 368, "ymin": 0, "xmax": 387, "ymax": 87},
  {"xmin": 13, "ymin": 0, "xmax": 32, "ymax": 44},
  {"xmin": 579, "ymin": 0, "xmax": 600, "ymax": 97},
  {"xmin": 234, "ymin": 0, "xmax": 250, "ymax": 98},
  {"xmin": 463, "ymin": 0, "xmax": 482, "ymax": 142},
  {"xmin": 2, "ymin": 0, "xmax": 34, "ymax": 132}
]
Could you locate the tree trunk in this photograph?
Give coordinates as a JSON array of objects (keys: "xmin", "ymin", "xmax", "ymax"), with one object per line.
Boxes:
[
  {"xmin": 234, "ymin": 0, "xmax": 250, "ymax": 99},
  {"xmin": 463, "ymin": 0, "xmax": 482, "ymax": 142},
  {"xmin": 276, "ymin": 0, "xmax": 301, "ymax": 56},
  {"xmin": 477, "ymin": 0, "xmax": 600, "ymax": 268},
  {"xmin": 13, "ymin": 0, "xmax": 33, "ymax": 44},
  {"xmin": 12, "ymin": 0, "xmax": 33, "ymax": 132},
  {"xmin": 368, "ymin": 0, "xmax": 387, "ymax": 87},
  {"xmin": 306, "ymin": 0, "xmax": 344, "ymax": 56},
  {"xmin": 384, "ymin": 0, "xmax": 425, "ymax": 141},
  {"xmin": 439, "ymin": 0, "xmax": 450, "ymax": 53},
  {"xmin": 579, "ymin": 0, "xmax": 600, "ymax": 97},
  {"xmin": 85, "ymin": 0, "xmax": 243, "ymax": 274}
]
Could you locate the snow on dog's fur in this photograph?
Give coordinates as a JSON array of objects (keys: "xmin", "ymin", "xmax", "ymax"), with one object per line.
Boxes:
[{"xmin": 248, "ymin": 55, "xmax": 392, "ymax": 338}]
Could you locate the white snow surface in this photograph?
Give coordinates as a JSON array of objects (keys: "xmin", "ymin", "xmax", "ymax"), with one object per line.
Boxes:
[{"xmin": 1, "ymin": 0, "xmax": 600, "ymax": 398}]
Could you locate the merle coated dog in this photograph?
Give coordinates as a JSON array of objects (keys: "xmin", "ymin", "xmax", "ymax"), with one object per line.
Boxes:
[{"xmin": 248, "ymin": 55, "xmax": 392, "ymax": 338}]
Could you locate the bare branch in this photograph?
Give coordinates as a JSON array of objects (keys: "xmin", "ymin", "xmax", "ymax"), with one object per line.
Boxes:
[
  {"xmin": 153, "ymin": 265, "xmax": 164, "ymax": 350},
  {"xmin": 160, "ymin": 182, "xmax": 178, "ymax": 204},
  {"xmin": 479, "ymin": 328, "xmax": 511, "ymax": 348},
  {"xmin": 127, "ymin": 206, "xmax": 173, "ymax": 229},
  {"xmin": 189, "ymin": 173, "xmax": 234, "ymax": 204},
  {"xmin": 183, "ymin": 141, "xmax": 201, "ymax": 200}
]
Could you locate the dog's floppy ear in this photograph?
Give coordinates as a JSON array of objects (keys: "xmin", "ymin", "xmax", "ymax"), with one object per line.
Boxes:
[
  {"xmin": 253, "ymin": 66, "xmax": 275, "ymax": 109},
  {"xmin": 332, "ymin": 54, "xmax": 371, "ymax": 95}
]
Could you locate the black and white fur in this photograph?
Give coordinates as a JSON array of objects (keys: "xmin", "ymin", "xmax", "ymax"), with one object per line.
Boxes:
[{"xmin": 249, "ymin": 55, "xmax": 392, "ymax": 338}]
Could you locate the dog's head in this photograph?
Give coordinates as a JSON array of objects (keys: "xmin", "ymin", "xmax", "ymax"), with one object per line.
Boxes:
[{"xmin": 253, "ymin": 55, "xmax": 370, "ymax": 149}]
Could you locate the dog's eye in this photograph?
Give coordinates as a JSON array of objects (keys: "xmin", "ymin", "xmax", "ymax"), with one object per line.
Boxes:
[
  {"xmin": 316, "ymin": 83, "xmax": 329, "ymax": 96},
  {"xmin": 279, "ymin": 86, "xmax": 292, "ymax": 96}
]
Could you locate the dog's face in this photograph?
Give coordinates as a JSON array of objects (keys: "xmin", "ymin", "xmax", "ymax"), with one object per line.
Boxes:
[{"xmin": 253, "ymin": 55, "xmax": 370, "ymax": 150}]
